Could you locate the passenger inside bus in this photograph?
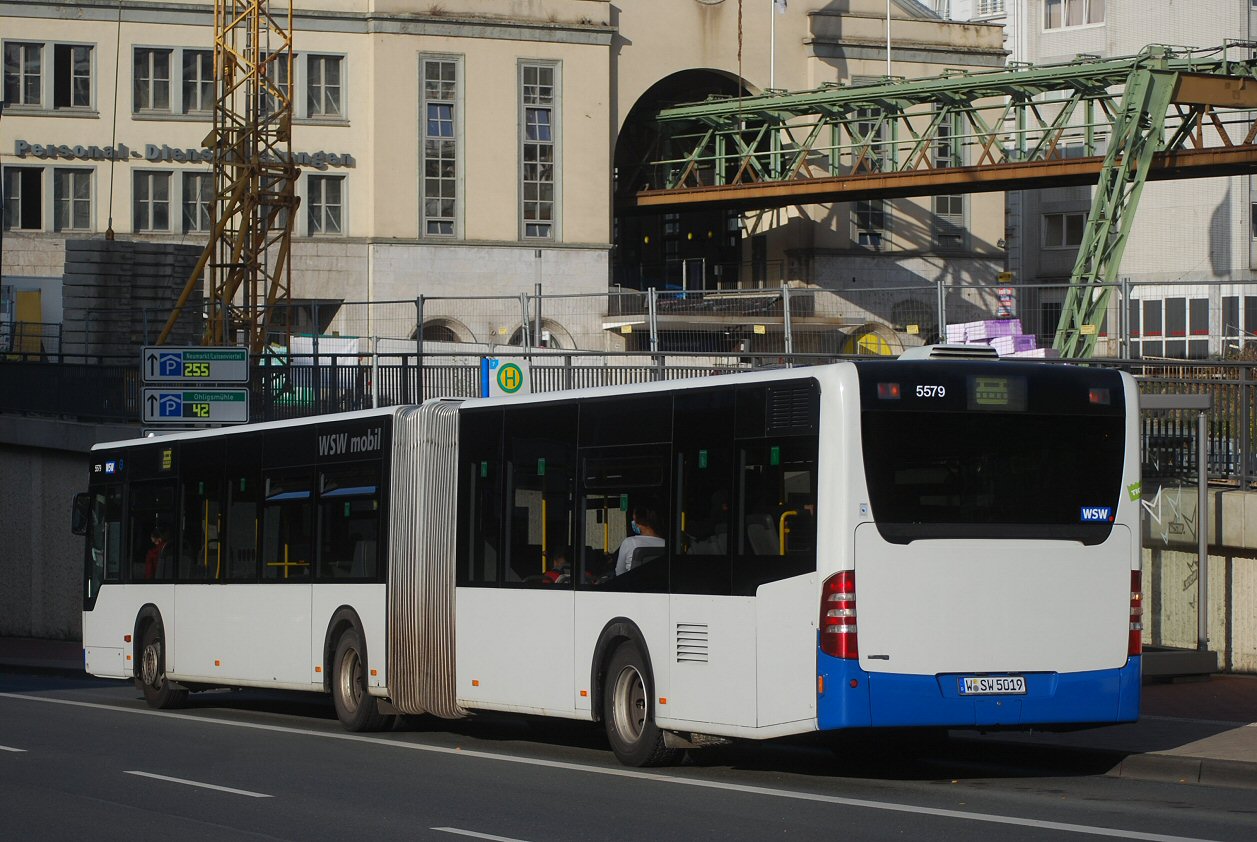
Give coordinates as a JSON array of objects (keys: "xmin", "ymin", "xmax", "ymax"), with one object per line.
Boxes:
[
  {"xmin": 144, "ymin": 527, "xmax": 171, "ymax": 579},
  {"xmin": 614, "ymin": 506, "xmax": 664, "ymax": 576},
  {"xmin": 543, "ymin": 546, "xmax": 574, "ymax": 584}
]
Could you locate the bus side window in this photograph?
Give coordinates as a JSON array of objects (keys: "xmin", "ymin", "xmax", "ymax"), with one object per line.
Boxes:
[
  {"xmin": 733, "ymin": 437, "xmax": 818, "ymax": 595},
  {"xmin": 128, "ymin": 480, "xmax": 177, "ymax": 581},
  {"xmin": 261, "ymin": 469, "xmax": 314, "ymax": 581},
  {"xmin": 672, "ymin": 388, "xmax": 735, "ymax": 596},
  {"xmin": 457, "ymin": 409, "xmax": 504, "ymax": 587},
  {"xmin": 504, "ymin": 403, "xmax": 577, "ymax": 587},
  {"xmin": 318, "ymin": 465, "xmax": 381, "ymax": 580},
  {"xmin": 226, "ymin": 473, "xmax": 260, "ymax": 581},
  {"xmin": 180, "ymin": 440, "xmax": 225, "ymax": 581}
]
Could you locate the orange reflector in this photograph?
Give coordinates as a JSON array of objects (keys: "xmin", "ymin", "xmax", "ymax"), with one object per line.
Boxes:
[
  {"xmin": 472, "ymin": 679, "xmax": 479, "ymax": 687},
  {"xmin": 817, "ymin": 675, "xmax": 824, "ymax": 695},
  {"xmin": 370, "ymin": 668, "xmax": 378, "ymax": 677},
  {"xmin": 126, "ymin": 655, "xmax": 132, "ymax": 661},
  {"xmin": 849, "ymin": 679, "xmax": 859, "ymax": 688},
  {"xmin": 124, "ymin": 634, "xmax": 132, "ymax": 643},
  {"xmin": 214, "ymin": 660, "xmax": 221, "ymax": 667},
  {"xmin": 659, "ymin": 697, "xmax": 667, "ymax": 705},
  {"xmin": 315, "ymin": 666, "xmax": 322, "ymax": 673},
  {"xmin": 580, "ymin": 690, "xmax": 588, "ymax": 697}
]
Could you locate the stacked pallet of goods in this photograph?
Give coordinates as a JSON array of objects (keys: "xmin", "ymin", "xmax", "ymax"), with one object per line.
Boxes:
[{"xmin": 943, "ymin": 319, "xmax": 1059, "ymax": 358}]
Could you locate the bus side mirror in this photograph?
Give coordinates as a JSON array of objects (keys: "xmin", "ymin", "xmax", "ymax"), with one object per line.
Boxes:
[{"xmin": 71, "ymin": 493, "xmax": 90, "ymax": 536}]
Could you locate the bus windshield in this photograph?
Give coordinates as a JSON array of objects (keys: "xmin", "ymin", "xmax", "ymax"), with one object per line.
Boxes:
[{"xmin": 857, "ymin": 362, "xmax": 1126, "ymax": 544}]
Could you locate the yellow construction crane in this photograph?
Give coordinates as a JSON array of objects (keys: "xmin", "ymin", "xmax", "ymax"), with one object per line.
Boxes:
[{"xmin": 159, "ymin": 0, "xmax": 299, "ymax": 353}]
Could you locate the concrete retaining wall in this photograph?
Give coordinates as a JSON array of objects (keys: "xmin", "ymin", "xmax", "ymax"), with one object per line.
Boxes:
[{"xmin": 0, "ymin": 417, "xmax": 138, "ymax": 640}]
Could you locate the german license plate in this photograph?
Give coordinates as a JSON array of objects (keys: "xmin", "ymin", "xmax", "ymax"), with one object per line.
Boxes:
[{"xmin": 959, "ymin": 675, "xmax": 1026, "ymax": 695}]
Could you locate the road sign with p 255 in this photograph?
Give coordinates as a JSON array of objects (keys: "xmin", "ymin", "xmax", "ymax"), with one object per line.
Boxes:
[{"xmin": 142, "ymin": 347, "xmax": 249, "ymax": 383}]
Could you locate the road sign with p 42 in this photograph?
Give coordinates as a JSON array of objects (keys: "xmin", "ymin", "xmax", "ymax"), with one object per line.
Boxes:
[
  {"xmin": 142, "ymin": 389, "xmax": 249, "ymax": 424},
  {"xmin": 142, "ymin": 347, "xmax": 249, "ymax": 383}
]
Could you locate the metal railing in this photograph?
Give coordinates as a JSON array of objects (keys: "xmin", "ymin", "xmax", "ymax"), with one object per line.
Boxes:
[{"xmin": 3, "ymin": 350, "xmax": 1255, "ymax": 487}]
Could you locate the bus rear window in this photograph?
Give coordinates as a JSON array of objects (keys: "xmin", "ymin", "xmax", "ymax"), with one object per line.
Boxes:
[
  {"xmin": 856, "ymin": 362, "xmax": 1126, "ymax": 544},
  {"xmin": 862, "ymin": 411, "xmax": 1124, "ymax": 543}
]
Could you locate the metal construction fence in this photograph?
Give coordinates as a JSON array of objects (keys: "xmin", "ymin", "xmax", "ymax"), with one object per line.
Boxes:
[
  {"xmin": 2, "ymin": 350, "xmax": 1256, "ymax": 488},
  {"xmin": 33, "ymin": 279, "xmax": 1257, "ymax": 363}
]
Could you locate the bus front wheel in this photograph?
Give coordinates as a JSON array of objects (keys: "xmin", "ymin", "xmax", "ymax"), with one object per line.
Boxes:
[
  {"xmin": 331, "ymin": 629, "xmax": 393, "ymax": 732},
  {"xmin": 137, "ymin": 623, "xmax": 187, "ymax": 709},
  {"xmin": 603, "ymin": 642, "xmax": 681, "ymax": 767}
]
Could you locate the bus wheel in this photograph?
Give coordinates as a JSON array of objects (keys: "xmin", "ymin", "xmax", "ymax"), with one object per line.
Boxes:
[
  {"xmin": 603, "ymin": 642, "xmax": 681, "ymax": 767},
  {"xmin": 137, "ymin": 624, "xmax": 187, "ymax": 709},
  {"xmin": 332, "ymin": 629, "xmax": 393, "ymax": 732}
]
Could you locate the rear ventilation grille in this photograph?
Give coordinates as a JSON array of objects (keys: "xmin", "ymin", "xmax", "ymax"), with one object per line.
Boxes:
[
  {"xmin": 898, "ymin": 343, "xmax": 1000, "ymax": 361},
  {"xmin": 676, "ymin": 623, "xmax": 709, "ymax": 663},
  {"xmin": 767, "ymin": 382, "xmax": 819, "ymax": 433}
]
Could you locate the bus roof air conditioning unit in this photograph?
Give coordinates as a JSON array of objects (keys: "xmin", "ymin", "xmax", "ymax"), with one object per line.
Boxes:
[{"xmin": 898, "ymin": 344, "xmax": 1000, "ymax": 361}]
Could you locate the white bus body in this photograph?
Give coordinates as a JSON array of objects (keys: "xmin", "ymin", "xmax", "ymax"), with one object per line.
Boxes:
[{"xmin": 79, "ymin": 358, "xmax": 1141, "ymax": 764}]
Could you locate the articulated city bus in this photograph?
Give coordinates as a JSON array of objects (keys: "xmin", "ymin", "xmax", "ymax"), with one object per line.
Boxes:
[{"xmin": 77, "ymin": 351, "xmax": 1142, "ymax": 766}]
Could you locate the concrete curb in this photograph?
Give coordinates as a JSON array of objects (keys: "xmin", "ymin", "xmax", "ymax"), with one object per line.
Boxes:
[{"xmin": 1109, "ymin": 753, "xmax": 1257, "ymax": 790}]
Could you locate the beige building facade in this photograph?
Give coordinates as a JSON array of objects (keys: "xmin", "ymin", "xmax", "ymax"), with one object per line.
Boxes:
[{"xmin": 2, "ymin": 0, "xmax": 1005, "ymax": 351}]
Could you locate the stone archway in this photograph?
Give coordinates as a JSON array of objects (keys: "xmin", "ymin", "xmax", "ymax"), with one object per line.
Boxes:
[{"xmin": 614, "ymin": 69, "xmax": 752, "ymax": 293}]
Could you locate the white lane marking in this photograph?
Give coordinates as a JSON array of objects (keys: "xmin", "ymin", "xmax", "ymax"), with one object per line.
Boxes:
[
  {"xmin": 0, "ymin": 744, "xmax": 28, "ymax": 752},
  {"xmin": 433, "ymin": 828, "xmax": 533, "ymax": 842},
  {"xmin": 0, "ymin": 692, "xmax": 1220, "ymax": 842},
  {"xmin": 124, "ymin": 770, "xmax": 273, "ymax": 798}
]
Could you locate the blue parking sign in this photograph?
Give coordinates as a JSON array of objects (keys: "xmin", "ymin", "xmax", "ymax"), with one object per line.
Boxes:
[
  {"xmin": 159, "ymin": 352, "xmax": 182, "ymax": 377},
  {"xmin": 158, "ymin": 393, "xmax": 183, "ymax": 418}
]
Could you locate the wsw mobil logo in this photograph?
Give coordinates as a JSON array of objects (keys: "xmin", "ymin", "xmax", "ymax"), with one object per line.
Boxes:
[{"xmin": 318, "ymin": 427, "xmax": 383, "ymax": 457}]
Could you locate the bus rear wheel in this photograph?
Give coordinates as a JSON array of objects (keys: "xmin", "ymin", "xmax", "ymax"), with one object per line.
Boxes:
[
  {"xmin": 331, "ymin": 629, "xmax": 393, "ymax": 732},
  {"xmin": 603, "ymin": 642, "xmax": 681, "ymax": 767},
  {"xmin": 136, "ymin": 623, "xmax": 187, "ymax": 709}
]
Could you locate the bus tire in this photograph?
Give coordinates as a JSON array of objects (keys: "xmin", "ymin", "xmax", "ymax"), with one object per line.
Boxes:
[
  {"xmin": 332, "ymin": 629, "xmax": 393, "ymax": 732},
  {"xmin": 603, "ymin": 642, "xmax": 681, "ymax": 767},
  {"xmin": 136, "ymin": 623, "xmax": 187, "ymax": 710}
]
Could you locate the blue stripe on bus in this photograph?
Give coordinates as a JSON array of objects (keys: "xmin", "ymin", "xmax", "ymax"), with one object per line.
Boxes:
[{"xmin": 817, "ymin": 653, "xmax": 1140, "ymax": 731}]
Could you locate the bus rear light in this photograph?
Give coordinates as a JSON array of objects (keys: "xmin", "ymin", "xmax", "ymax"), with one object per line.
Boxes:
[
  {"xmin": 1129, "ymin": 570, "xmax": 1143, "ymax": 657},
  {"xmin": 877, "ymin": 382, "xmax": 901, "ymax": 400},
  {"xmin": 820, "ymin": 571, "xmax": 858, "ymax": 659}
]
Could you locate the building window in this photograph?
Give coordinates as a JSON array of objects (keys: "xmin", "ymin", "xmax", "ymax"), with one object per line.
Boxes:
[
  {"xmin": 306, "ymin": 55, "xmax": 342, "ymax": 118},
  {"xmin": 854, "ymin": 199, "xmax": 885, "ymax": 248},
  {"xmin": 1044, "ymin": 0, "xmax": 1104, "ymax": 29},
  {"xmin": 53, "ymin": 44, "xmax": 93, "ymax": 108},
  {"xmin": 134, "ymin": 48, "xmax": 171, "ymax": 112},
  {"xmin": 261, "ymin": 52, "xmax": 291, "ymax": 118},
  {"xmin": 1251, "ymin": 202, "xmax": 1257, "ymax": 239},
  {"xmin": 133, "ymin": 171, "xmax": 171, "ymax": 232},
  {"xmin": 977, "ymin": 0, "xmax": 1005, "ymax": 16},
  {"xmin": 521, "ymin": 62, "xmax": 558, "ymax": 239},
  {"xmin": 3, "ymin": 42, "xmax": 42, "ymax": 106},
  {"xmin": 421, "ymin": 57, "xmax": 458, "ymax": 236},
  {"xmin": 3, "ymin": 167, "xmax": 43, "ymax": 230},
  {"xmin": 182, "ymin": 172, "xmax": 213, "ymax": 233},
  {"xmin": 307, "ymin": 175, "xmax": 343, "ymax": 235},
  {"xmin": 53, "ymin": 169, "xmax": 91, "ymax": 231},
  {"xmin": 934, "ymin": 111, "xmax": 965, "ymax": 250},
  {"xmin": 1043, "ymin": 212, "xmax": 1086, "ymax": 248},
  {"xmin": 182, "ymin": 49, "xmax": 213, "ymax": 114},
  {"xmin": 852, "ymin": 106, "xmax": 886, "ymax": 174}
]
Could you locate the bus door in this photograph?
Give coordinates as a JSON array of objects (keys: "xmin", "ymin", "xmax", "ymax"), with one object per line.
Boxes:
[
  {"xmin": 666, "ymin": 386, "xmax": 819, "ymax": 730},
  {"xmin": 457, "ymin": 405, "xmax": 578, "ymax": 715}
]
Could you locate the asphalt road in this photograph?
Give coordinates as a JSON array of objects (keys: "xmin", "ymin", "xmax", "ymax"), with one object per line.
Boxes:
[{"xmin": 1, "ymin": 670, "xmax": 1255, "ymax": 842}]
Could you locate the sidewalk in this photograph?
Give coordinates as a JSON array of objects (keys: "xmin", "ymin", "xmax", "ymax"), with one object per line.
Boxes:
[{"xmin": 2, "ymin": 637, "xmax": 1254, "ymax": 788}]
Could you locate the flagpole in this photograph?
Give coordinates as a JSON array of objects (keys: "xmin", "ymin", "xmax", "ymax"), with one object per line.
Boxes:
[
  {"xmin": 886, "ymin": 0, "xmax": 892, "ymax": 77},
  {"xmin": 770, "ymin": 0, "xmax": 776, "ymax": 89}
]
